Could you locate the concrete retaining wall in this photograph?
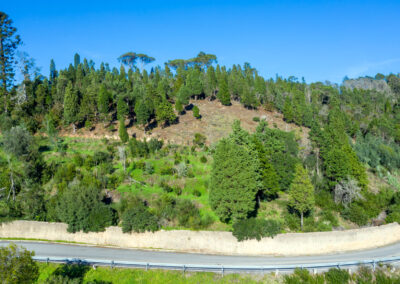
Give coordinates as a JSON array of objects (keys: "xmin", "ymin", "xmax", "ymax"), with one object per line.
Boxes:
[{"xmin": 1, "ymin": 221, "xmax": 399, "ymax": 256}]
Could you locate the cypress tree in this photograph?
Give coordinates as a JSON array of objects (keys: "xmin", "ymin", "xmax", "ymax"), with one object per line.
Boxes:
[
  {"xmin": 217, "ymin": 78, "xmax": 231, "ymax": 106},
  {"xmin": 155, "ymin": 100, "xmax": 176, "ymax": 127},
  {"xmin": 119, "ymin": 119, "xmax": 129, "ymax": 143},
  {"xmin": 63, "ymin": 82, "xmax": 79, "ymax": 132},
  {"xmin": 74, "ymin": 53, "xmax": 80, "ymax": 68},
  {"xmin": 192, "ymin": 105, "xmax": 200, "ymax": 119},
  {"xmin": 49, "ymin": 59, "xmax": 57, "ymax": 82},
  {"xmin": 97, "ymin": 85, "xmax": 109, "ymax": 124},
  {"xmin": 117, "ymin": 95, "xmax": 128, "ymax": 121},
  {"xmin": 288, "ymin": 164, "xmax": 315, "ymax": 230},
  {"xmin": 175, "ymin": 100, "xmax": 183, "ymax": 114},
  {"xmin": 210, "ymin": 138, "xmax": 258, "ymax": 222}
]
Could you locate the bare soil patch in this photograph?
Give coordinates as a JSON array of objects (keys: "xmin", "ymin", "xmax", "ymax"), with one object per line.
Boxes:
[{"xmin": 59, "ymin": 99, "xmax": 310, "ymax": 149}]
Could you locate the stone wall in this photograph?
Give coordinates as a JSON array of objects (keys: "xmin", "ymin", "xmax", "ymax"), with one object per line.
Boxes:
[{"xmin": 1, "ymin": 221, "xmax": 399, "ymax": 256}]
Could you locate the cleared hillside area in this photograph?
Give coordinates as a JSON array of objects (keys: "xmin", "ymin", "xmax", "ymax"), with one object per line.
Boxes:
[{"xmin": 59, "ymin": 99, "xmax": 310, "ymax": 148}]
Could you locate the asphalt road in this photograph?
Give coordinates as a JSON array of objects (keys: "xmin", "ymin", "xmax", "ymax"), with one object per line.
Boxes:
[{"xmin": 1, "ymin": 240, "xmax": 400, "ymax": 268}]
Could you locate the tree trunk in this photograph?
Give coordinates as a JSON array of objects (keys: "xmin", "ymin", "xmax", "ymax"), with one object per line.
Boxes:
[{"xmin": 300, "ymin": 212, "xmax": 304, "ymax": 231}]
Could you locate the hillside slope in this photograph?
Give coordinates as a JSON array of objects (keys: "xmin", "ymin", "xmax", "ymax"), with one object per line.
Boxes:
[{"xmin": 60, "ymin": 99, "xmax": 310, "ymax": 148}]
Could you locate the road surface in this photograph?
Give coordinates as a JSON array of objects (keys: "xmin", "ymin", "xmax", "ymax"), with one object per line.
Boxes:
[{"xmin": 1, "ymin": 240, "xmax": 400, "ymax": 270}]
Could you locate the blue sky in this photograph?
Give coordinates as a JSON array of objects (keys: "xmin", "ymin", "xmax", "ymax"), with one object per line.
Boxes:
[{"xmin": 3, "ymin": 0, "xmax": 400, "ymax": 83}]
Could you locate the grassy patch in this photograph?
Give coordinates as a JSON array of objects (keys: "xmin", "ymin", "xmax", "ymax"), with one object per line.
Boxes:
[{"xmin": 37, "ymin": 263, "xmax": 276, "ymax": 284}]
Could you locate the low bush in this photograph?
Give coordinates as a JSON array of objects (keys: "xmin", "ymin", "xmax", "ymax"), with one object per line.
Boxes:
[
  {"xmin": 232, "ymin": 218, "xmax": 281, "ymax": 241},
  {"xmin": 342, "ymin": 203, "xmax": 369, "ymax": 226},
  {"xmin": 325, "ymin": 268, "xmax": 350, "ymax": 284},
  {"xmin": 122, "ymin": 203, "xmax": 159, "ymax": 233}
]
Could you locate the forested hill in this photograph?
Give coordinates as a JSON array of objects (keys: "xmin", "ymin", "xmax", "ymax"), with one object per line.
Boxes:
[{"xmin": 1, "ymin": 11, "xmax": 400, "ymax": 238}]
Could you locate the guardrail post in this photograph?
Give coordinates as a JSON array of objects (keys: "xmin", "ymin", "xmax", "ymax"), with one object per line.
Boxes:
[
  {"xmin": 275, "ymin": 269, "xmax": 279, "ymax": 277},
  {"xmin": 182, "ymin": 265, "xmax": 185, "ymax": 274},
  {"xmin": 146, "ymin": 263, "xmax": 149, "ymax": 271},
  {"xmin": 221, "ymin": 266, "xmax": 224, "ymax": 277},
  {"xmin": 111, "ymin": 260, "xmax": 114, "ymax": 269},
  {"xmin": 46, "ymin": 257, "xmax": 49, "ymax": 264},
  {"xmin": 373, "ymin": 261, "xmax": 376, "ymax": 272},
  {"xmin": 313, "ymin": 268, "xmax": 317, "ymax": 275}
]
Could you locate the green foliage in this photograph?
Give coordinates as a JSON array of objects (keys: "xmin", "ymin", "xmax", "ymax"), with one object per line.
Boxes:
[
  {"xmin": 210, "ymin": 138, "xmax": 259, "ymax": 222},
  {"xmin": 122, "ymin": 203, "xmax": 159, "ymax": 233},
  {"xmin": 2, "ymin": 125, "xmax": 33, "ymax": 159},
  {"xmin": 192, "ymin": 105, "xmax": 200, "ymax": 119},
  {"xmin": 193, "ymin": 133, "xmax": 207, "ymax": 147},
  {"xmin": 354, "ymin": 133, "xmax": 400, "ymax": 171},
  {"xmin": 56, "ymin": 185, "xmax": 116, "ymax": 233},
  {"xmin": 289, "ymin": 164, "xmax": 315, "ymax": 229},
  {"xmin": 232, "ymin": 218, "xmax": 281, "ymax": 241},
  {"xmin": 284, "ymin": 268, "xmax": 324, "ymax": 284},
  {"xmin": 217, "ymin": 77, "xmax": 231, "ymax": 105},
  {"xmin": 325, "ymin": 268, "xmax": 350, "ymax": 284},
  {"xmin": 156, "ymin": 100, "xmax": 177, "ymax": 126},
  {"xmin": 118, "ymin": 119, "xmax": 129, "ymax": 143},
  {"xmin": 63, "ymin": 82, "xmax": 79, "ymax": 126},
  {"xmin": 0, "ymin": 243, "xmax": 39, "ymax": 284}
]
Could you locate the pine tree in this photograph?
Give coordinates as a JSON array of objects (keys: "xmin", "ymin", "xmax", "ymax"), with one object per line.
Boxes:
[
  {"xmin": 175, "ymin": 100, "xmax": 183, "ymax": 114},
  {"xmin": 288, "ymin": 164, "xmax": 315, "ymax": 230},
  {"xmin": 156, "ymin": 100, "xmax": 176, "ymax": 126},
  {"xmin": 74, "ymin": 53, "xmax": 80, "ymax": 68},
  {"xmin": 49, "ymin": 59, "xmax": 57, "ymax": 82},
  {"xmin": 117, "ymin": 95, "xmax": 128, "ymax": 121},
  {"xmin": 241, "ymin": 81, "xmax": 257, "ymax": 109},
  {"xmin": 283, "ymin": 96, "xmax": 294, "ymax": 122},
  {"xmin": 135, "ymin": 99, "xmax": 151, "ymax": 128},
  {"xmin": 186, "ymin": 68, "xmax": 202, "ymax": 99},
  {"xmin": 119, "ymin": 119, "xmax": 129, "ymax": 143},
  {"xmin": 0, "ymin": 12, "xmax": 21, "ymax": 112},
  {"xmin": 192, "ymin": 105, "xmax": 200, "ymax": 119},
  {"xmin": 217, "ymin": 78, "xmax": 230, "ymax": 105},
  {"xmin": 63, "ymin": 82, "xmax": 79, "ymax": 132},
  {"xmin": 97, "ymin": 84, "xmax": 110, "ymax": 124},
  {"xmin": 210, "ymin": 138, "xmax": 258, "ymax": 222},
  {"xmin": 177, "ymin": 84, "xmax": 191, "ymax": 106}
]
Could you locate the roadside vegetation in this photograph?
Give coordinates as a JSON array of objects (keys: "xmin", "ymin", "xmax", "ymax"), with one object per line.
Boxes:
[{"xmin": 2, "ymin": 243, "xmax": 400, "ymax": 284}]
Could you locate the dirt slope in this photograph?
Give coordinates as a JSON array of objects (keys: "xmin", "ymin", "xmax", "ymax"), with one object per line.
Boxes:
[{"xmin": 59, "ymin": 99, "xmax": 310, "ymax": 148}]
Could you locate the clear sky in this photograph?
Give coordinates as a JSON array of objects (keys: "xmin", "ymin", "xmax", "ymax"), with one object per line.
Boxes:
[{"xmin": 3, "ymin": 0, "xmax": 400, "ymax": 83}]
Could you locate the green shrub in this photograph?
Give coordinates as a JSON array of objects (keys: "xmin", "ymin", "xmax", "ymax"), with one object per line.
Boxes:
[
  {"xmin": 144, "ymin": 162, "xmax": 155, "ymax": 174},
  {"xmin": 122, "ymin": 204, "xmax": 159, "ymax": 233},
  {"xmin": 252, "ymin": 116, "xmax": 260, "ymax": 122},
  {"xmin": 284, "ymin": 268, "xmax": 324, "ymax": 284},
  {"xmin": 355, "ymin": 266, "xmax": 373, "ymax": 284},
  {"xmin": 284, "ymin": 212, "xmax": 300, "ymax": 231},
  {"xmin": 193, "ymin": 133, "xmax": 206, "ymax": 147},
  {"xmin": 192, "ymin": 189, "xmax": 202, "ymax": 197},
  {"xmin": 232, "ymin": 218, "xmax": 281, "ymax": 241},
  {"xmin": 192, "ymin": 105, "xmax": 200, "ymax": 119},
  {"xmin": 160, "ymin": 165, "xmax": 175, "ymax": 175},
  {"xmin": 72, "ymin": 153, "xmax": 84, "ymax": 167},
  {"xmin": 200, "ymin": 155, "xmax": 207, "ymax": 163},
  {"xmin": 56, "ymin": 185, "xmax": 116, "ymax": 233},
  {"xmin": 325, "ymin": 268, "xmax": 350, "ymax": 284},
  {"xmin": 148, "ymin": 138, "xmax": 163, "ymax": 153},
  {"xmin": 342, "ymin": 203, "xmax": 369, "ymax": 226}
]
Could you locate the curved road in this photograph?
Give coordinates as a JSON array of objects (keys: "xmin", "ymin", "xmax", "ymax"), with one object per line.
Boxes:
[{"xmin": 1, "ymin": 240, "xmax": 400, "ymax": 269}]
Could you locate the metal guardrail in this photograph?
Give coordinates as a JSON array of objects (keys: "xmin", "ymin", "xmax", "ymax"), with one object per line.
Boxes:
[{"xmin": 33, "ymin": 256, "xmax": 400, "ymax": 275}]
